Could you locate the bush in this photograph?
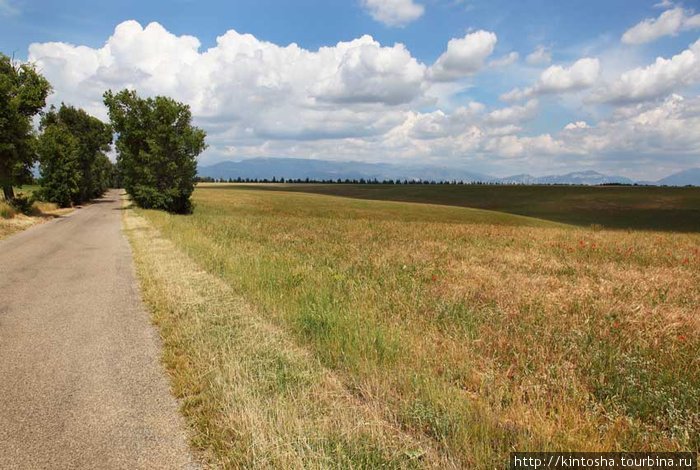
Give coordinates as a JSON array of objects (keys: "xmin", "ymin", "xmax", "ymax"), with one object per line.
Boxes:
[
  {"xmin": 9, "ymin": 195, "xmax": 34, "ymax": 215},
  {"xmin": 132, "ymin": 185, "xmax": 193, "ymax": 214}
]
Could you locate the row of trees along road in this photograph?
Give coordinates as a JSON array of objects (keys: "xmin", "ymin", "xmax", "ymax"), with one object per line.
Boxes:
[
  {"xmin": 37, "ymin": 105, "xmax": 114, "ymax": 207},
  {"xmin": 0, "ymin": 54, "xmax": 51, "ymax": 202},
  {"xmin": 1, "ymin": 52, "xmax": 207, "ymax": 214},
  {"xmin": 104, "ymin": 89, "xmax": 207, "ymax": 214}
]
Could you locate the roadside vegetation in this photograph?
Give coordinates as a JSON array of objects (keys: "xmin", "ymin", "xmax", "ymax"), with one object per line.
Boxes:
[
  {"xmin": 0, "ymin": 53, "xmax": 50, "ymax": 204},
  {"xmin": 36, "ymin": 104, "xmax": 114, "ymax": 207},
  {"xmin": 0, "ymin": 186, "xmax": 72, "ymax": 239},
  {"xmin": 128, "ymin": 185, "xmax": 699, "ymax": 468},
  {"xmin": 2, "ymin": 52, "xmax": 201, "ymax": 241},
  {"xmin": 0, "ymin": 53, "xmax": 113, "ymax": 237},
  {"xmin": 104, "ymin": 89, "xmax": 206, "ymax": 214}
]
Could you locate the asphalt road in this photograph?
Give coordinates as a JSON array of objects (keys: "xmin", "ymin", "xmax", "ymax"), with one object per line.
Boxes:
[{"xmin": 0, "ymin": 190, "xmax": 197, "ymax": 469}]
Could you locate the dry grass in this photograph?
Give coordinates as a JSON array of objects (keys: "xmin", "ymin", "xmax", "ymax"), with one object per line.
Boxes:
[
  {"xmin": 127, "ymin": 186, "xmax": 700, "ymax": 468},
  {"xmin": 124, "ymin": 208, "xmax": 450, "ymax": 468},
  {"xmin": 0, "ymin": 192, "xmax": 72, "ymax": 240}
]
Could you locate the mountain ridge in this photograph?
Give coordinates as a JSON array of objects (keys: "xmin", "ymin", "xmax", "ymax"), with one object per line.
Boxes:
[{"xmin": 198, "ymin": 158, "xmax": 700, "ymax": 186}]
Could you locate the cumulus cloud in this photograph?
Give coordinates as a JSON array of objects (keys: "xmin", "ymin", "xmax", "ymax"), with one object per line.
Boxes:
[
  {"xmin": 29, "ymin": 21, "xmax": 429, "ymax": 142},
  {"xmin": 526, "ymin": 46, "xmax": 551, "ymax": 65},
  {"xmin": 486, "ymin": 100, "xmax": 538, "ymax": 124},
  {"xmin": 483, "ymin": 133, "xmax": 563, "ymax": 158},
  {"xmin": 622, "ymin": 7, "xmax": 700, "ymax": 45},
  {"xmin": 564, "ymin": 94, "xmax": 700, "ymax": 158},
  {"xmin": 489, "ymin": 51, "xmax": 519, "ymax": 67},
  {"xmin": 502, "ymin": 57, "xmax": 600, "ymax": 101},
  {"xmin": 429, "ymin": 30, "xmax": 497, "ymax": 81},
  {"xmin": 24, "ymin": 20, "xmax": 700, "ymax": 176},
  {"xmin": 564, "ymin": 121, "xmax": 590, "ymax": 130},
  {"xmin": 361, "ymin": 0, "xmax": 424, "ymax": 27},
  {"xmin": 593, "ymin": 39, "xmax": 700, "ymax": 103}
]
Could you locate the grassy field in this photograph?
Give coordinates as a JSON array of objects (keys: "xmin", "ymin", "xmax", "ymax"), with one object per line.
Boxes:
[
  {"xmin": 228, "ymin": 183, "xmax": 700, "ymax": 232},
  {"xmin": 126, "ymin": 184, "xmax": 699, "ymax": 468},
  {"xmin": 0, "ymin": 186, "xmax": 70, "ymax": 240}
]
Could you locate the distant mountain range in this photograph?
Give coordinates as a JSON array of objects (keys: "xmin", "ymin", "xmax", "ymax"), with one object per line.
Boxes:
[
  {"xmin": 198, "ymin": 158, "xmax": 700, "ymax": 186},
  {"xmin": 655, "ymin": 168, "xmax": 700, "ymax": 186},
  {"xmin": 497, "ymin": 170, "xmax": 636, "ymax": 185},
  {"xmin": 199, "ymin": 158, "xmax": 491, "ymax": 183}
]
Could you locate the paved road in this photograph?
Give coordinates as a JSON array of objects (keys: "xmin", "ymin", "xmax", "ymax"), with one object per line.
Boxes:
[{"xmin": 0, "ymin": 190, "xmax": 197, "ymax": 469}]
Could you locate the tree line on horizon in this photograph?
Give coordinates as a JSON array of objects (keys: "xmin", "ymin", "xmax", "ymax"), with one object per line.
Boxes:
[
  {"xmin": 0, "ymin": 53, "xmax": 206, "ymax": 214},
  {"xmin": 195, "ymin": 176, "xmax": 650, "ymax": 187}
]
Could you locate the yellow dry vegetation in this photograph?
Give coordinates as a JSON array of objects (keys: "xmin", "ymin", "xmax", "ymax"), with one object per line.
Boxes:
[
  {"xmin": 126, "ymin": 186, "xmax": 700, "ymax": 468},
  {"xmin": 0, "ymin": 198, "xmax": 72, "ymax": 240}
]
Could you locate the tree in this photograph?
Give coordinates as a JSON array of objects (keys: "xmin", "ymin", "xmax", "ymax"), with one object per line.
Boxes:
[
  {"xmin": 0, "ymin": 54, "xmax": 51, "ymax": 201},
  {"xmin": 91, "ymin": 153, "xmax": 116, "ymax": 195},
  {"xmin": 36, "ymin": 124, "xmax": 81, "ymax": 208},
  {"xmin": 103, "ymin": 89, "xmax": 206, "ymax": 213},
  {"xmin": 42, "ymin": 104, "xmax": 113, "ymax": 202}
]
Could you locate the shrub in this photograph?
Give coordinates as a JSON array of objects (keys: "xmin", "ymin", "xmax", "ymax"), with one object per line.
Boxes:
[{"xmin": 9, "ymin": 194, "xmax": 34, "ymax": 215}]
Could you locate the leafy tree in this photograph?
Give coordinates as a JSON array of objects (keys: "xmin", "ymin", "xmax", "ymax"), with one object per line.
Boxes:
[
  {"xmin": 103, "ymin": 89, "xmax": 206, "ymax": 213},
  {"xmin": 0, "ymin": 53, "xmax": 51, "ymax": 201},
  {"xmin": 41, "ymin": 104, "xmax": 113, "ymax": 203},
  {"xmin": 36, "ymin": 124, "xmax": 81, "ymax": 208},
  {"xmin": 92, "ymin": 153, "xmax": 116, "ymax": 194}
]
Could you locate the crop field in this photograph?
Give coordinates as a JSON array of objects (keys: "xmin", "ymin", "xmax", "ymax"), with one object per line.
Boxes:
[
  {"xmin": 125, "ymin": 184, "xmax": 699, "ymax": 468},
  {"xmin": 235, "ymin": 183, "xmax": 700, "ymax": 232}
]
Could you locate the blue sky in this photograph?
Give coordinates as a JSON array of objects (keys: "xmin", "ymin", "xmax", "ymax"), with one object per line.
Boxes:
[{"xmin": 2, "ymin": 0, "xmax": 700, "ymax": 178}]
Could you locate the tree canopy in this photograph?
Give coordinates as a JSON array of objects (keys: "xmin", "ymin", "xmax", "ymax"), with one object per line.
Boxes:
[
  {"xmin": 0, "ymin": 54, "xmax": 51, "ymax": 201},
  {"xmin": 103, "ymin": 89, "xmax": 206, "ymax": 213},
  {"xmin": 37, "ymin": 104, "xmax": 114, "ymax": 207}
]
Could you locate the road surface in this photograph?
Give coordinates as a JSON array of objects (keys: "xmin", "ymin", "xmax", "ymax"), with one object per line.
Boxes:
[{"xmin": 0, "ymin": 190, "xmax": 197, "ymax": 469}]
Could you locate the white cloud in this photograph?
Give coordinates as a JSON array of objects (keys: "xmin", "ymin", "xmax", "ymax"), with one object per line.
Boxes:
[
  {"xmin": 486, "ymin": 100, "xmax": 538, "ymax": 124},
  {"xmin": 622, "ymin": 7, "xmax": 700, "ymax": 45},
  {"xmin": 24, "ymin": 20, "xmax": 700, "ymax": 178},
  {"xmin": 489, "ymin": 51, "xmax": 519, "ymax": 67},
  {"xmin": 29, "ymin": 21, "xmax": 428, "ymax": 142},
  {"xmin": 502, "ymin": 57, "xmax": 600, "ymax": 101},
  {"xmin": 483, "ymin": 133, "xmax": 563, "ymax": 158},
  {"xmin": 361, "ymin": 0, "xmax": 424, "ymax": 27},
  {"xmin": 654, "ymin": 0, "xmax": 674, "ymax": 9},
  {"xmin": 429, "ymin": 30, "xmax": 497, "ymax": 81},
  {"xmin": 593, "ymin": 39, "xmax": 700, "ymax": 103},
  {"xmin": 526, "ymin": 46, "xmax": 551, "ymax": 65},
  {"xmin": 564, "ymin": 94, "xmax": 700, "ymax": 158},
  {"xmin": 564, "ymin": 121, "xmax": 589, "ymax": 130}
]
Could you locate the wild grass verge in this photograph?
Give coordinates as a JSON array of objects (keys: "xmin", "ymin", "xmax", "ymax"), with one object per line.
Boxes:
[
  {"xmin": 123, "ymin": 208, "xmax": 450, "ymax": 468},
  {"xmin": 0, "ymin": 187, "xmax": 75, "ymax": 240},
  {"xmin": 0, "ymin": 206, "xmax": 71, "ymax": 240}
]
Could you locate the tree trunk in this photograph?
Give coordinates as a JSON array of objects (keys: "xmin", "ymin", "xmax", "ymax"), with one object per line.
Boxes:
[{"xmin": 2, "ymin": 185, "xmax": 15, "ymax": 201}]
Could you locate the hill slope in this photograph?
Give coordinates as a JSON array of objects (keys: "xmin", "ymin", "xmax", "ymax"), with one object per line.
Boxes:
[{"xmin": 656, "ymin": 168, "xmax": 700, "ymax": 186}]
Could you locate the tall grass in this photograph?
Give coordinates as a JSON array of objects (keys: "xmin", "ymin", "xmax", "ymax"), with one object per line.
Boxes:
[
  {"xmin": 0, "ymin": 186, "xmax": 68, "ymax": 240},
  {"xmin": 132, "ymin": 186, "xmax": 700, "ymax": 468},
  {"xmin": 0, "ymin": 200, "xmax": 16, "ymax": 219}
]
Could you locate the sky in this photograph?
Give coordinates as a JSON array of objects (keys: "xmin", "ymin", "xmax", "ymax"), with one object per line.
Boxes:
[{"xmin": 2, "ymin": 0, "xmax": 700, "ymax": 179}]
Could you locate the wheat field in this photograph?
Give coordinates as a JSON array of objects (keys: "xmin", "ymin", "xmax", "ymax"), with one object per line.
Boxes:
[{"xmin": 125, "ymin": 185, "xmax": 699, "ymax": 468}]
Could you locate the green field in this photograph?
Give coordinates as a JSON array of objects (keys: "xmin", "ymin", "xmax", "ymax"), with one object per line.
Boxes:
[
  {"xmin": 222, "ymin": 183, "xmax": 700, "ymax": 232},
  {"xmin": 126, "ymin": 184, "xmax": 700, "ymax": 468}
]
